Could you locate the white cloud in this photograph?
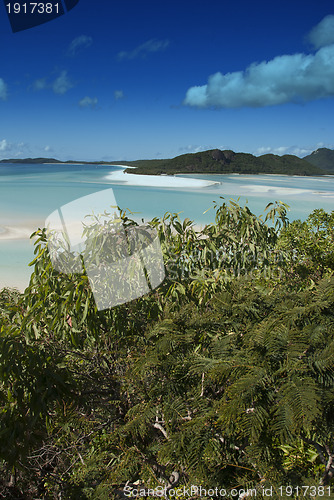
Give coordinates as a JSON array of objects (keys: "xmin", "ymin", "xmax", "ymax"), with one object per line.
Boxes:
[
  {"xmin": 79, "ymin": 96, "xmax": 98, "ymax": 108},
  {"xmin": 0, "ymin": 140, "xmax": 57, "ymax": 158},
  {"xmin": 253, "ymin": 145, "xmax": 326, "ymax": 158},
  {"xmin": 52, "ymin": 71, "xmax": 74, "ymax": 95},
  {"xmin": 0, "ymin": 78, "xmax": 8, "ymax": 100},
  {"xmin": 32, "ymin": 72, "xmax": 74, "ymax": 94},
  {"xmin": 117, "ymin": 39, "xmax": 169, "ymax": 60},
  {"xmin": 254, "ymin": 146, "xmax": 303, "ymax": 157},
  {"xmin": 33, "ymin": 78, "xmax": 47, "ymax": 91},
  {"xmin": 184, "ymin": 16, "xmax": 334, "ymax": 109},
  {"xmin": 114, "ymin": 90, "xmax": 124, "ymax": 100},
  {"xmin": 178, "ymin": 145, "xmax": 208, "ymax": 154},
  {"xmin": 308, "ymin": 15, "xmax": 334, "ymax": 49},
  {"xmin": 67, "ymin": 35, "xmax": 93, "ymax": 56},
  {"xmin": 0, "ymin": 139, "xmax": 9, "ymax": 151},
  {"xmin": 0, "ymin": 139, "xmax": 31, "ymax": 157}
]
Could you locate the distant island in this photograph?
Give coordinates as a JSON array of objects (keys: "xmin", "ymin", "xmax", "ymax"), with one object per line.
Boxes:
[
  {"xmin": 123, "ymin": 149, "xmax": 329, "ymax": 176},
  {"xmin": 1, "ymin": 147, "xmax": 334, "ymax": 176}
]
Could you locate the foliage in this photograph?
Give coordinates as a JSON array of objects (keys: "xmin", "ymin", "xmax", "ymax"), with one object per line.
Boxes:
[
  {"xmin": 123, "ymin": 149, "xmax": 326, "ymax": 176},
  {"xmin": 0, "ymin": 200, "xmax": 333, "ymax": 498},
  {"xmin": 303, "ymin": 148, "xmax": 334, "ymax": 174},
  {"xmin": 278, "ymin": 208, "xmax": 334, "ymax": 288}
]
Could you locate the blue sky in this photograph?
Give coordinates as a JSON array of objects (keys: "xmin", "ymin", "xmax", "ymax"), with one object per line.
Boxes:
[{"xmin": 0, "ymin": 0, "xmax": 334, "ymax": 161}]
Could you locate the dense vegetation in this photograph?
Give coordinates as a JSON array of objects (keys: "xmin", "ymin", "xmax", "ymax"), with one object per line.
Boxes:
[
  {"xmin": 0, "ymin": 200, "xmax": 334, "ymax": 499},
  {"xmin": 1, "ymin": 147, "xmax": 334, "ymax": 175},
  {"xmin": 123, "ymin": 150, "xmax": 326, "ymax": 176},
  {"xmin": 304, "ymin": 148, "xmax": 334, "ymax": 174}
]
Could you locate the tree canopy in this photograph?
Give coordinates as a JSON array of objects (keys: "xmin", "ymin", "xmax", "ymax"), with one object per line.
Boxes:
[{"xmin": 0, "ymin": 200, "xmax": 333, "ymax": 499}]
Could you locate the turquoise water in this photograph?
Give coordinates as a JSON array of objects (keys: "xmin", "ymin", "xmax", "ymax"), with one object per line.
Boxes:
[
  {"xmin": 1, "ymin": 163, "xmax": 334, "ymax": 290},
  {"xmin": 177, "ymin": 173, "xmax": 334, "ymax": 222}
]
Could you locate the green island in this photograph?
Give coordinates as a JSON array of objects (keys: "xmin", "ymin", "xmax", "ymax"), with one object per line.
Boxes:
[
  {"xmin": 0, "ymin": 199, "xmax": 334, "ymax": 497},
  {"xmin": 123, "ymin": 149, "xmax": 331, "ymax": 176},
  {"xmin": 1, "ymin": 147, "xmax": 334, "ymax": 175}
]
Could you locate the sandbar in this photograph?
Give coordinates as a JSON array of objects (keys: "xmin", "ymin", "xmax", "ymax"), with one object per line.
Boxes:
[
  {"xmin": 0, "ymin": 219, "xmax": 43, "ymax": 241},
  {"xmin": 104, "ymin": 168, "xmax": 220, "ymax": 188},
  {"xmin": 0, "ymin": 225, "xmax": 35, "ymax": 240},
  {"xmin": 239, "ymin": 184, "xmax": 310, "ymax": 195}
]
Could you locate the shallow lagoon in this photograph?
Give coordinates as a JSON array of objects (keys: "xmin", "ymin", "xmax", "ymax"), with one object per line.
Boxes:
[{"xmin": 1, "ymin": 163, "xmax": 334, "ymax": 290}]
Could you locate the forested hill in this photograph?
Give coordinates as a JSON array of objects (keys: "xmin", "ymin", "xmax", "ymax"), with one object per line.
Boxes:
[
  {"xmin": 1, "ymin": 148, "xmax": 334, "ymax": 175},
  {"xmin": 0, "ymin": 157, "xmax": 62, "ymax": 164},
  {"xmin": 303, "ymin": 147, "xmax": 334, "ymax": 173},
  {"xmin": 124, "ymin": 149, "xmax": 327, "ymax": 176}
]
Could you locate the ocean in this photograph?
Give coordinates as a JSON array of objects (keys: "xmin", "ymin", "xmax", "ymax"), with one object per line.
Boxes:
[{"xmin": 1, "ymin": 162, "xmax": 334, "ymax": 290}]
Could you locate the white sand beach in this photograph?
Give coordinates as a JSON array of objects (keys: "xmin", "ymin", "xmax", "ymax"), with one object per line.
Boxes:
[
  {"xmin": 0, "ymin": 224, "xmax": 38, "ymax": 240},
  {"xmin": 104, "ymin": 169, "xmax": 220, "ymax": 188}
]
